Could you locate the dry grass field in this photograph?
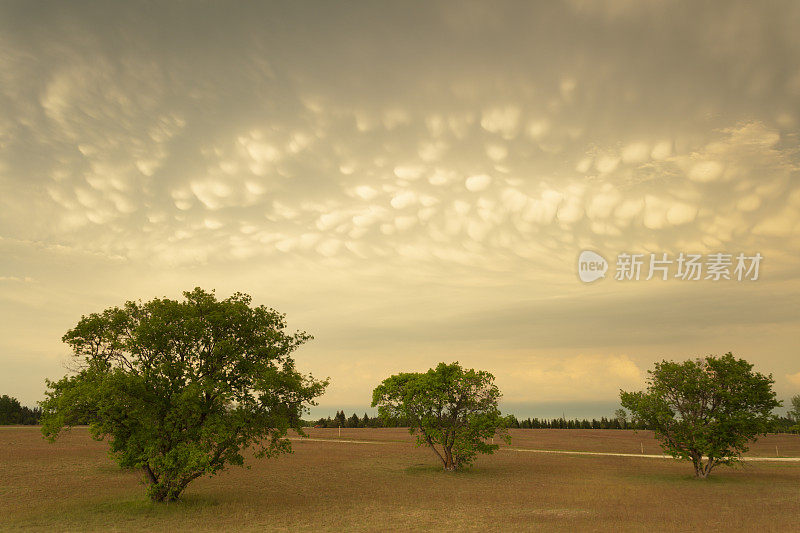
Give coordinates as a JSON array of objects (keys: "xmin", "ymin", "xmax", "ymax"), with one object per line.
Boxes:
[{"xmin": 2, "ymin": 427, "xmax": 799, "ymax": 532}]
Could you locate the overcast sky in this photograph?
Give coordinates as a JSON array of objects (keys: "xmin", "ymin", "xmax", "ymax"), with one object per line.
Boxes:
[{"xmin": 1, "ymin": 1, "xmax": 799, "ymax": 418}]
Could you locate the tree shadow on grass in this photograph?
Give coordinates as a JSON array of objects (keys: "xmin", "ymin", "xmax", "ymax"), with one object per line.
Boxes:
[
  {"xmin": 95, "ymin": 493, "xmax": 220, "ymax": 516},
  {"xmin": 404, "ymin": 463, "xmax": 449, "ymax": 475},
  {"xmin": 95, "ymin": 463, "xmax": 127, "ymax": 474},
  {"xmin": 403, "ymin": 463, "xmax": 509, "ymax": 477},
  {"xmin": 11, "ymin": 493, "xmax": 222, "ymax": 530},
  {"xmin": 621, "ymin": 470, "xmax": 755, "ymax": 486}
]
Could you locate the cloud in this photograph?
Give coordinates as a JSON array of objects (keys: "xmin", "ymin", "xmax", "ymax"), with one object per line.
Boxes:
[
  {"xmin": 480, "ymin": 106, "xmax": 520, "ymax": 138},
  {"xmin": 501, "ymin": 354, "xmax": 645, "ymax": 402},
  {"xmin": 390, "ymin": 190, "xmax": 418, "ymax": 209},
  {"xmin": 465, "ymin": 174, "xmax": 492, "ymax": 192},
  {"xmin": 688, "ymin": 160, "xmax": 724, "ymax": 182},
  {"xmin": 1, "ymin": 2, "xmax": 799, "ymax": 410}
]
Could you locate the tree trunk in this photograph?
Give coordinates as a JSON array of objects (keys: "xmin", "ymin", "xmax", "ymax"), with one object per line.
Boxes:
[
  {"xmin": 700, "ymin": 458, "xmax": 715, "ymax": 479},
  {"xmin": 142, "ymin": 466, "xmax": 187, "ymax": 502},
  {"xmin": 422, "ymin": 433, "xmax": 449, "ymax": 470},
  {"xmin": 692, "ymin": 456, "xmax": 713, "ymax": 479},
  {"xmin": 443, "ymin": 446, "xmax": 457, "ymax": 471},
  {"xmin": 147, "ymin": 481, "xmax": 185, "ymax": 502},
  {"xmin": 143, "ymin": 464, "xmax": 169, "ymax": 502},
  {"xmin": 143, "ymin": 464, "xmax": 157, "ymax": 485},
  {"xmin": 148, "ymin": 484, "xmax": 169, "ymax": 503}
]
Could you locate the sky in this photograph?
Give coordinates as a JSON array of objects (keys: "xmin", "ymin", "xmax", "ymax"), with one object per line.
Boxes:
[{"xmin": 0, "ymin": 1, "xmax": 799, "ymax": 419}]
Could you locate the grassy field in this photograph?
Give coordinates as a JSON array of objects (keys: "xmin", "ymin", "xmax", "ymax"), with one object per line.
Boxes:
[{"xmin": 2, "ymin": 427, "xmax": 799, "ymax": 532}]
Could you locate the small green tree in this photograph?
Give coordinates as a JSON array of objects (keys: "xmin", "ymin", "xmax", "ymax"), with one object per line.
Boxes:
[
  {"xmin": 372, "ymin": 362, "xmax": 509, "ymax": 471},
  {"xmin": 346, "ymin": 412, "xmax": 360, "ymax": 428},
  {"xmin": 0, "ymin": 395, "xmax": 23, "ymax": 425},
  {"xmin": 787, "ymin": 395, "xmax": 800, "ymax": 421},
  {"xmin": 621, "ymin": 353, "xmax": 779, "ymax": 479},
  {"xmin": 41, "ymin": 288, "xmax": 327, "ymax": 502},
  {"xmin": 788, "ymin": 395, "xmax": 800, "ymax": 433},
  {"xmin": 614, "ymin": 408, "xmax": 628, "ymax": 429}
]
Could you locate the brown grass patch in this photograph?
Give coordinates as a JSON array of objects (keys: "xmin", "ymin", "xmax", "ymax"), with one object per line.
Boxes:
[{"xmin": 1, "ymin": 427, "xmax": 798, "ymax": 531}]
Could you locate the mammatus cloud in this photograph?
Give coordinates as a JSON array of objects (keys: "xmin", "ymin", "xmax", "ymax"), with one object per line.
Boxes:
[
  {"xmin": 0, "ymin": 2, "xmax": 799, "ymax": 410},
  {"xmin": 0, "ymin": 276, "xmax": 33, "ymax": 282},
  {"xmin": 5, "ymin": 111, "xmax": 799, "ymax": 277}
]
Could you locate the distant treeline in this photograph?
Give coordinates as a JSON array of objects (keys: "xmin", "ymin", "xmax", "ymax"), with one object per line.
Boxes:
[
  {"xmin": 507, "ymin": 415, "xmax": 636, "ymax": 430},
  {"xmin": 308, "ymin": 411, "xmax": 390, "ymax": 428},
  {"xmin": 0, "ymin": 395, "xmax": 42, "ymax": 425},
  {"xmin": 767, "ymin": 416, "xmax": 796, "ymax": 433},
  {"xmin": 309, "ymin": 411, "xmax": 643, "ymax": 430},
  {"xmin": 3, "ymin": 397, "xmax": 796, "ymax": 433},
  {"xmin": 308, "ymin": 410, "xmax": 799, "ymax": 433},
  {"xmin": 512, "ymin": 416, "xmax": 796, "ymax": 432}
]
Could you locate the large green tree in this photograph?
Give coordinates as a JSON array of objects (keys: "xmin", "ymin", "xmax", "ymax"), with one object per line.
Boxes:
[
  {"xmin": 620, "ymin": 353, "xmax": 779, "ymax": 479},
  {"xmin": 41, "ymin": 288, "xmax": 327, "ymax": 502},
  {"xmin": 372, "ymin": 362, "xmax": 509, "ymax": 471}
]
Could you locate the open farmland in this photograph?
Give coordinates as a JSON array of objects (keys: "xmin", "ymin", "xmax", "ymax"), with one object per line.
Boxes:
[{"xmin": 2, "ymin": 427, "xmax": 799, "ymax": 532}]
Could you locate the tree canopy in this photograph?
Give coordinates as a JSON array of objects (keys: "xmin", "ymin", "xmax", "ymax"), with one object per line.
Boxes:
[
  {"xmin": 620, "ymin": 353, "xmax": 779, "ymax": 478},
  {"xmin": 372, "ymin": 362, "xmax": 509, "ymax": 471},
  {"xmin": 40, "ymin": 288, "xmax": 327, "ymax": 501}
]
